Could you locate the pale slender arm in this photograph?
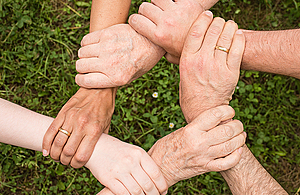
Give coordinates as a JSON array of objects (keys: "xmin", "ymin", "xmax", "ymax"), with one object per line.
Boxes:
[
  {"xmin": 242, "ymin": 29, "xmax": 300, "ymax": 79},
  {"xmin": 220, "ymin": 145, "xmax": 288, "ymax": 195}
]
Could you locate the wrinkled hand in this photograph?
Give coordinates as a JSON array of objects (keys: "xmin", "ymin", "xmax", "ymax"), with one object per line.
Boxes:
[
  {"xmin": 148, "ymin": 105, "xmax": 246, "ymax": 186},
  {"xmin": 42, "ymin": 88, "xmax": 116, "ymax": 168},
  {"xmin": 179, "ymin": 11, "xmax": 245, "ymax": 123},
  {"xmin": 75, "ymin": 24, "xmax": 165, "ymax": 88},
  {"xmin": 85, "ymin": 134, "xmax": 168, "ymax": 195},
  {"xmin": 128, "ymin": 0, "xmax": 204, "ymax": 63},
  {"xmin": 95, "ymin": 106, "xmax": 245, "ymax": 194}
]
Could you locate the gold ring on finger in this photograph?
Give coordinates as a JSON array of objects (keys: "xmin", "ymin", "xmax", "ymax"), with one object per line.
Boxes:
[
  {"xmin": 59, "ymin": 128, "xmax": 71, "ymax": 137},
  {"xmin": 215, "ymin": 45, "xmax": 229, "ymax": 53}
]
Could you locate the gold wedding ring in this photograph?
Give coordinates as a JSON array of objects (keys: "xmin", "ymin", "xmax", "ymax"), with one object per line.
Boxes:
[
  {"xmin": 215, "ymin": 45, "xmax": 229, "ymax": 53},
  {"xmin": 59, "ymin": 128, "xmax": 71, "ymax": 137}
]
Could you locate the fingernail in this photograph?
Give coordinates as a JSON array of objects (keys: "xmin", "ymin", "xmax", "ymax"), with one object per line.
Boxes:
[
  {"xmin": 243, "ymin": 131, "xmax": 247, "ymax": 138},
  {"xmin": 236, "ymin": 30, "xmax": 243, "ymax": 34},
  {"xmin": 162, "ymin": 191, "xmax": 168, "ymax": 195},
  {"xmin": 204, "ymin": 10, "xmax": 213, "ymax": 17},
  {"xmin": 130, "ymin": 15, "xmax": 137, "ymax": 24},
  {"xmin": 42, "ymin": 149, "xmax": 49, "ymax": 157},
  {"xmin": 238, "ymin": 147, "xmax": 243, "ymax": 154}
]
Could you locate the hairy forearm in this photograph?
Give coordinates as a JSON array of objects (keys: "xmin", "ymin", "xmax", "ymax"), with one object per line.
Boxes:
[
  {"xmin": 242, "ymin": 29, "xmax": 300, "ymax": 79},
  {"xmin": 90, "ymin": 0, "xmax": 131, "ymax": 32},
  {"xmin": 221, "ymin": 145, "xmax": 287, "ymax": 195}
]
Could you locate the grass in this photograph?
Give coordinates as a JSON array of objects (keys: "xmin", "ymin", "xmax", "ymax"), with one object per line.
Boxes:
[{"xmin": 0, "ymin": 0, "xmax": 300, "ymax": 194}]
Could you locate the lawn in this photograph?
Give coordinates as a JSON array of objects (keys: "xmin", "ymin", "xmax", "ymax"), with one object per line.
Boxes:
[{"xmin": 0, "ymin": 0, "xmax": 300, "ymax": 194}]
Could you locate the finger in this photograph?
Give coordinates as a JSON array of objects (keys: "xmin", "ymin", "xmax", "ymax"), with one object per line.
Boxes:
[
  {"xmin": 118, "ymin": 175, "xmax": 145, "ymax": 195},
  {"xmin": 131, "ymin": 169, "xmax": 158, "ymax": 195},
  {"xmin": 208, "ymin": 132, "xmax": 246, "ymax": 158},
  {"xmin": 201, "ymin": 17, "xmax": 225, "ymax": 54},
  {"xmin": 206, "ymin": 147, "xmax": 243, "ymax": 172},
  {"xmin": 60, "ymin": 129, "xmax": 84, "ymax": 165},
  {"xmin": 128, "ymin": 14, "xmax": 157, "ymax": 43},
  {"xmin": 81, "ymin": 30, "xmax": 102, "ymax": 46},
  {"xmin": 182, "ymin": 10, "xmax": 213, "ymax": 54},
  {"xmin": 42, "ymin": 116, "xmax": 65, "ymax": 156},
  {"xmin": 190, "ymin": 105, "xmax": 235, "ymax": 132},
  {"xmin": 164, "ymin": 53, "xmax": 179, "ymax": 64},
  {"xmin": 75, "ymin": 73, "xmax": 114, "ymax": 88},
  {"xmin": 50, "ymin": 123, "xmax": 72, "ymax": 161},
  {"xmin": 96, "ymin": 188, "xmax": 115, "ymax": 195},
  {"xmin": 151, "ymin": 0, "xmax": 174, "ymax": 10},
  {"xmin": 78, "ymin": 44, "xmax": 100, "ymax": 58},
  {"xmin": 214, "ymin": 20, "xmax": 238, "ymax": 62},
  {"xmin": 105, "ymin": 180, "xmax": 131, "ymax": 195},
  {"xmin": 140, "ymin": 155, "xmax": 168, "ymax": 194},
  {"xmin": 70, "ymin": 135, "xmax": 100, "ymax": 168},
  {"xmin": 138, "ymin": 2, "xmax": 162, "ymax": 24},
  {"xmin": 205, "ymin": 119, "xmax": 244, "ymax": 146},
  {"xmin": 227, "ymin": 29, "xmax": 245, "ymax": 73},
  {"xmin": 76, "ymin": 58, "xmax": 102, "ymax": 73}
]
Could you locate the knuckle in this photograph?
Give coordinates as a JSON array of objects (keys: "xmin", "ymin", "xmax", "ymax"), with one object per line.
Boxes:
[
  {"xmin": 189, "ymin": 25, "xmax": 205, "ymax": 38},
  {"xmin": 224, "ymin": 141, "xmax": 233, "ymax": 154},
  {"xmin": 219, "ymin": 34, "xmax": 232, "ymax": 43},
  {"xmin": 223, "ymin": 125, "xmax": 234, "ymax": 138},
  {"xmin": 132, "ymin": 187, "xmax": 143, "ymax": 195},
  {"xmin": 211, "ymin": 107, "xmax": 223, "ymax": 119},
  {"xmin": 154, "ymin": 30, "xmax": 167, "ymax": 42},
  {"xmin": 143, "ymin": 180, "xmax": 154, "ymax": 192},
  {"xmin": 74, "ymin": 153, "xmax": 89, "ymax": 164},
  {"xmin": 54, "ymin": 137, "xmax": 66, "ymax": 147},
  {"xmin": 209, "ymin": 26, "xmax": 222, "ymax": 36},
  {"xmin": 151, "ymin": 169, "xmax": 162, "ymax": 180},
  {"xmin": 77, "ymin": 115, "xmax": 89, "ymax": 127},
  {"xmin": 123, "ymin": 155, "xmax": 135, "ymax": 165},
  {"xmin": 63, "ymin": 147, "xmax": 76, "ymax": 157}
]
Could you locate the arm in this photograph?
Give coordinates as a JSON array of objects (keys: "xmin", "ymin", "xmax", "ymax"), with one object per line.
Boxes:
[
  {"xmin": 0, "ymin": 98, "xmax": 244, "ymax": 194},
  {"xmin": 220, "ymin": 145, "xmax": 288, "ymax": 195},
  {"xmin": 178, "ymin": 12, "xmax": 287, "ymax": 194},
  {"xmin": 0, "ymin": 98, "xmax": 168, "ymax": 195},
  {"xmin": 42, "ymin": 0, "xmax": 131, "ymax": 168},
  {"xmin": 128, "ymin": 0, "xmax": 300, "ymax": 79},
  {"xmin": 241, "ymin": 29, "xmax": 300, "ymax": 79}
]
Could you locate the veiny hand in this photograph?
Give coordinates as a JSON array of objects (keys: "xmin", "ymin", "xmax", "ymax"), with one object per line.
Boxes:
[
  {"xmin": 42, "ymin": 88, "xmax": 116, "ymax": 168},
  {"xmin": 128, "ymin": 0, "xmax": 204, "ymax": 64},
  {"xmin": 149, "ymin": 105, "xmax": 245, "ymax": 187},
  {"xmin": 85, "ymin": 134, "xmax": 168, "ymax": 195},
  {"xmin": 75, "ymin": 24, "xmax": 165, "ymax": 88},
  {"xmin": 95, "ymin": 105, "xmax": 245, "ymax": 194},
  {"xmin": 179, "ymin": 11, "xmax": 245, "ymax": 123}
]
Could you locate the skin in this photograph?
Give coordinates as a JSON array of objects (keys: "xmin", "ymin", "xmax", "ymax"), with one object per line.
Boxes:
[
  {"xmin": 177, "ymin": 11, "xmax": 287, "ymax": 194},
  {"xmin": 128, "ymin": 0, "xmax": 300, "ymax": 78},
  {"xmin": 0, "ymin": 98, "xmax": 244, "ymax": 195},
  {"xmin": 42, "ymin": 0, "xmax": 132, "ymax": 169}
]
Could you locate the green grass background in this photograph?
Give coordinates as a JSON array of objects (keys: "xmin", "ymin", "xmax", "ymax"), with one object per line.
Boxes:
[{"xmin": 0, "ymin": 0, "xmax": 300, "ymax": 194}]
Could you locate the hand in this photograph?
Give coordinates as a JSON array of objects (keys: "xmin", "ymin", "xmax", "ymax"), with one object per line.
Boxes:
[
  {"xmin": 75, "ymin": 24, "xmax": 165, "ymax": 88},
  {"xmin": 42, "ymin": 88, "xmax": 116, "ymax": 168},
  {"xmin": 85, "ymin": 134, "xmax": 168, "ymax": 195},
  {"xmin": 148, "ymin": 105, "xmax": 246, "ymax": 186},
  {"xmin": 128, "ymin": 0, "xmax": 204, "ymax": 64},
  {"xmin": 95, "ymin": 105, "xmax": 245, "ymax": 194},
  {"xmin": 179, "ymin": 11, "xmax": 245, "ymax": 123}
]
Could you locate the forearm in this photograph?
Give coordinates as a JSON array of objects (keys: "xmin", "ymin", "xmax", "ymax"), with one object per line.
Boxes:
[
  {"xmin": 242, "ymin": 29, "xmax": 300, "ymax": 79},
  {"xmin": 0, "ymin": 98, "xmax": 52, "ymax": 151},
  {"xmin": 90, "ymin": 0, "xmax": 131, "ymax": 32},
  {"xmin": 221, "ymin": 145, "xmax": 287, "ymax": 195}
]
